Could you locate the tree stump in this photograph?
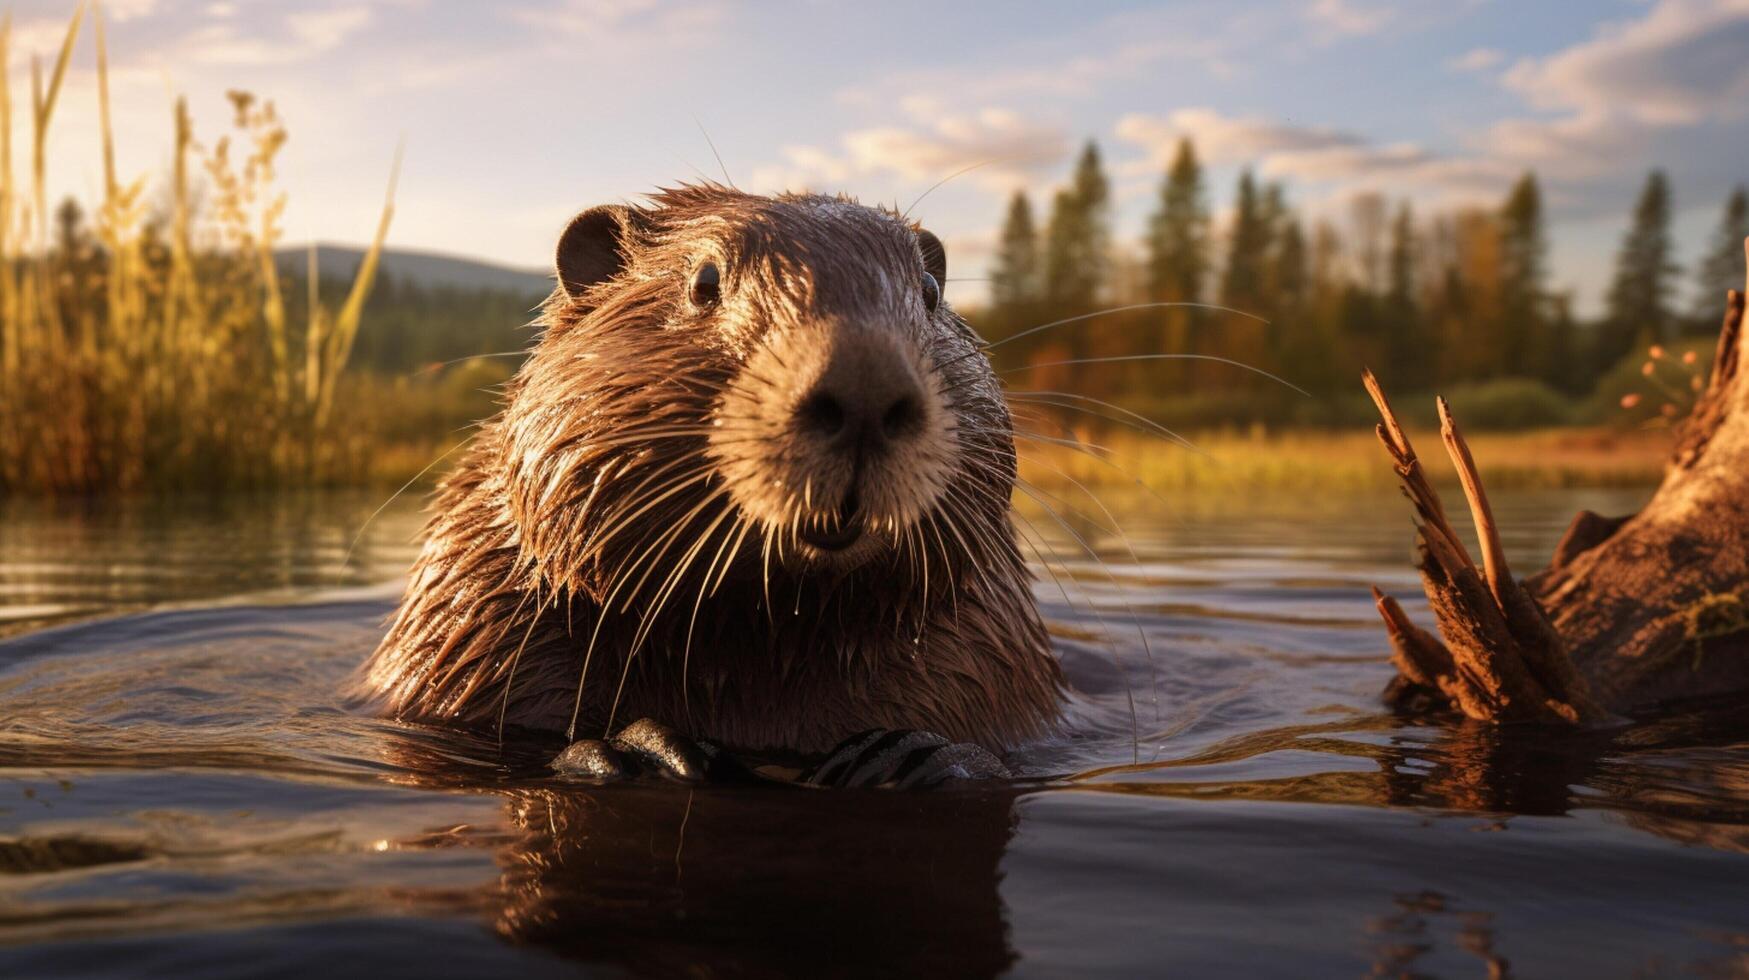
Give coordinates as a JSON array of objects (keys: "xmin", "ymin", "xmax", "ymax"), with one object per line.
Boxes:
[{"xmin": 1370, "ymin": 240, "xmax": 1749, "ymax": 724}]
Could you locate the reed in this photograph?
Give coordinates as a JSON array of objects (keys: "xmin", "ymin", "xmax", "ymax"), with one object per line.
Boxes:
[{"xmin": 0, "ymin": 3, "xmax": 396, "ymax": 495}]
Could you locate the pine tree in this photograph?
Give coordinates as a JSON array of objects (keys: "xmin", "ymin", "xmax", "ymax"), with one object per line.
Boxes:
[
  {"xmin": 1217, "ymin": 171, "xmax": 1274, "ymax": 387},
  {"xmin": 1270, "ymin": 216, "xmax": 1329, "ymax": 393},
  {"xmin": 990, "ymin": 190, "xmax": 1040, "ymax": 317},
  {"xmin": 1383, "ymin": 202, "xmax": 1423, "ymax": 386},
  {"xmin": 1144, "ymin": 137, "xmax": 1207, "ymax": 304},
  {"xmin": 1692, "ymin": 185, "xmax": 1748, "ymax": 325},
  {"xmin": 1498, "ymin": 172, "xmax": 1548, "ymax": 378},
  {"xmin": 1256, "ymin": 182, "xmax": 1291, "ymax": 315},
  {"xmin": 1143, "ymin": 138, "xmax": 1209, "ymax": 390},
  {"xmin": 1603, "ymin": 170, "xmax": 1679, "ymax": 366},
  {"xmin": 1042, "ymin": 141, "xmax": 1112, "ymax": 361},
  {"xmin": 1259, "ymin": 183, "xmax": 1289, "ymax": 252},
  {"xmin": 1043, "ymin": 141, "xmax": 1111, "ymax": 314},
  {"xmin": 1220, "ymin": 170, "xmax": 1269, "ymax": 311},
  {"xmin": 1546, "ymin": 293, "xmax": 1581, "ymax": 395},
  {"xmin": 1447, "ymin": 208, "xmax": 1504, "ymax": 382},
  {"xmin": 1386, "ymin": 202, "xmax": 1416, "ymax": 310},
  {"xmin": 1274, "ymin": 217, "xmax": 1308, "ymax": 311}
]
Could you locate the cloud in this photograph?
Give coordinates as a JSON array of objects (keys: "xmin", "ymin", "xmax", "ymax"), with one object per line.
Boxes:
[
  {"xmin": 184, "ymin": 7, "xmax": 373, "ymax": 65},
  {"xmin": 1501, "ymin": 0, "xmax": 1749, "ymax": 126},
  {"xmin": 1448, "ymin": 47, "xmax": 1504, "ymax": 73},
  {"xmin": 835, "ymin": 5, "xmax": 1259, "ymax": 111},
  {"xmin": 8, "ymin": 16, "xmax": 81, "ymax": 59},
  {"xmin": 1116, "ymin": 108, "xmax": 1511, "ymax": 203},
  {"xmin": 1118, "ymin": 109, "xmax": 1359, "ymax": 169},
  {"xmin": 1479, "ymin": 0, "xmax": 1749, "ymax": 195},
  {"xmin": 509, "ymin": 0, "xmax": 727, "ymax": 39},
  {"xmin": 750, "ymin": 107, "xmax": 1069, "ymax": 194},
  {"xmin": 1305, "ymin": 0, "xmax": 1394, "ymax": 39},
  {"xmin": 106, "ymin": 0, "xmax": 160, "ymax": 21},
  {"xmin": 286, "ymin": 8, "xmax": 372, "ymax": 50}
]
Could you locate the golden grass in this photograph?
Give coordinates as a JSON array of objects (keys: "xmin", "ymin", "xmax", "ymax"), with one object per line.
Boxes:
[
  {"xmin": 1016, "ymin": 424, "xmax": 1671, "ymax": 500},
  {"xmin": 0, "ymin": 5, "xmax": 396, "ymax": 494}
]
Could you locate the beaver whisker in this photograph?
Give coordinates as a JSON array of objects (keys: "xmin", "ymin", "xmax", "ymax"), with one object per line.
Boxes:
[
  {"xmin": 411, "ymin": 349, "xmax": 535, "ymax": 377},
  {"xmin": 606, "ymin": 482, "xmax": 733, "ymax": 618},
  {"xmin": 564, "ymin": 464, "xmax": 705, "ymax": 570},
  {"xmin": 927, "ymin": 485, "xmax": 1002, "ymax": 601},
  {"xmin": 553, "ymin": 423, "xmax": 719, "ymax": 446},
  {"xmin": 1007, "ymin": 505, "xmax": 1142, "ymax": 760},
  {"xmin": 758, "ymin": 522, "xmax": 777, "ymax": 623},
  {"xmin": 568, "ymin": 482, "xmax": 733, "ymax": 738},
  {"xmin": 911, "ymin": 518, "xmax": 929, "ymax": 635},
  {"xmin": 1016, "ymin": 464, "xmax": 1133, "ymax": 560},
  {"xmin": 563, "ymin": 475, "xmax": 719, "ymax": 637},
  {"xmin": 497, "ymin": 580, "xmax": 561, "ymax": 741},
  {"xmin": 577, "ymin": 466, "xmax": 718, "ymax": 570},
  {"xmin": 1013, "ymin": 428, "xmax": 1120, "ymax": 462},
  {"xmin": 683, "ymin": 511, "xmax": 753, "ymax": 719},
  {"xmin": 710, "ymin": 514, "xmax": 758, "ymax": 599},
  {"xmin": 339, "ymin": 436, "xmax": 474, "ymax": 584},
  {"xmin": 962, "ymin": 301, "xmax": 1271, "ymax": 364},
  {"xmin": 935, "ymin": 482, "xmax": 1019, "ymax": 605},
  {"xmin": 1012, "ymin": 476, "xmax": 1161, "ymax": 725},
  {"xmin": 923, "ymin": 508, "xmax": 958, "ymax": 623},
  {"xmin": 692, "ymin": 118, "xmax": 734, "ymax": 187},
  {"xmin": 631, "ymin": 497, "xmax": 741, "ymax": 657},
  {"xmin": 901, "ymin": 157, "xmax": 999, "ymax": 220},
  {"xmin": 1005, "ymin": 390, "xmax": 1200, "ymax": 454},
  {"xmin": 620, "ymin": 496, "xmax": 742, "ymax": 728},
  {"xmin": 1009, "ymin": 430, "xmax": 1178, "ymax": 516},
  {"xmin": 998, "ymin": 353, "xmax": 1310, "ymax": 398}
]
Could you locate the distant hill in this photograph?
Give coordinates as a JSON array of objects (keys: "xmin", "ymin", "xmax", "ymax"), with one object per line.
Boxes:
[
  {"xmin": 277, "ymin": 243, "xmax": 551, "ymax": 297},
  {"xmin": 272, "ymin": 243, "xmax": 550, "ymax": 374}
]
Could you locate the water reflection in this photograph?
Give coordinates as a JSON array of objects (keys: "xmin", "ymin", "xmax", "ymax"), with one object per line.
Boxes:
[
  {"xmin": 366, "ymin": 727, "xmax": 1021, "ymax": 976},
  {"xmin": 0, "ymin": 492, "xmax": 420, "ymax": 636},
  {"xmin": 1365, "ymin": 890, "xmax": 1512, "ymax": 979},
  {"xmin": 4, "ymin": 489, "xmax": 1749, "ymax": 975},
  {"xmin": 1072, "ymin": 701, "xmax": 1749, "ymax": 856},
  {"xmin": 498, "ymin": 785, "xmax": 1017, "ymax": 975}
]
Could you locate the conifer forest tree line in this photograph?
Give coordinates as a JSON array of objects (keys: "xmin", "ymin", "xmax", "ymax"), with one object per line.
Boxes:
[{"xmin": 980, "ymin": 138, "xmax": 1749, "ymax": 429}]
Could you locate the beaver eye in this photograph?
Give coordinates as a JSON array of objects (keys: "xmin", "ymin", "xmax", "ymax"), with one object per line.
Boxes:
[
  {"xmin": 921, "ymin": 272, "xmax": 940, "ymax": 313},
  {"xmin": 690, "ymin": 262, "xmax": 721, "ymax": 309}
]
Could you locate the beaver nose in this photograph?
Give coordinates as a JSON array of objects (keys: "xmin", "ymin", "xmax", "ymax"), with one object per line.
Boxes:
[{"xmin": 795, "ymin": 333, "xmax": 926, "ymax": 452}]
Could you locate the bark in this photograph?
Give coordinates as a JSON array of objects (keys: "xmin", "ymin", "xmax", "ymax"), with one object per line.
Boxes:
[{"xmin": 1371, "ymin": 240, "xmax": 1749, "ymax": 723}]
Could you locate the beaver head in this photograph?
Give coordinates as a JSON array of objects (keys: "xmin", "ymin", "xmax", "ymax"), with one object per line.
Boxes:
[
  {"xmin": 367, "ymin": 183, "xmax": 1059, "ymax": 752},
  {"xmin": 500, "ymin": 185, "xmax": 1016, "ymax": 621}
]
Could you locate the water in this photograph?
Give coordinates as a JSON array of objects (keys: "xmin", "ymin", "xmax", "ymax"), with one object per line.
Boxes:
[{"xmin": 2, "ymin": 488, "xmax": 1747, "ymax": 977}]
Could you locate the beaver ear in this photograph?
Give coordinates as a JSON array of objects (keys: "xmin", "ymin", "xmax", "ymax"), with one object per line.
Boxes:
[
  {"xmin": 916, "ymin": 229, "xmax": 947, "ymax": 284},
  {"xmin": 556, "ymin": 205, "xmax": 645, "ymax": 299}
]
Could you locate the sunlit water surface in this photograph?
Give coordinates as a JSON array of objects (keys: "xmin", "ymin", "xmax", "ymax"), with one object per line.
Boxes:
[{"xmin": 2, "ymin": 488, "xmax": 1747, "ymax": 978}]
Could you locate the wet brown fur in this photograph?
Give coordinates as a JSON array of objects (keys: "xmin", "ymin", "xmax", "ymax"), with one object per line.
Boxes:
[{"xmin": 357, "ymin": 184, "xmax": 1063, "ymax": 755}]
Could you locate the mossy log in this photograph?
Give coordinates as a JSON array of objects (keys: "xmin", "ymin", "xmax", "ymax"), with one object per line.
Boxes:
[{"xmin": 1370, "ymin": 240, "xmax": 1749, "ymax": 723}]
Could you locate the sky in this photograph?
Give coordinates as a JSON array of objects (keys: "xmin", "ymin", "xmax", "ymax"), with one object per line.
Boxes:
[{"xmin": 9, "ymin": 0, "xmax": 1749, "ymax": 315}]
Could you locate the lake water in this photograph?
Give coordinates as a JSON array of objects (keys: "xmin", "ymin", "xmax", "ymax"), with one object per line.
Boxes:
[{"xmin": 2, "ymin": 487, "xmax": 1747, "ymax": 978}]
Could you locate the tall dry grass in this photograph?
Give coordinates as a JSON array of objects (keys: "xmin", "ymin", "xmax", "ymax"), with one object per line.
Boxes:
[{"xmin": 0, "ymin": 5, "xmax": 397, "ymax": 495}]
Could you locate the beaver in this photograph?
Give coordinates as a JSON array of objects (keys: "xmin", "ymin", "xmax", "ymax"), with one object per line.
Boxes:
[{"xmin": 358, "ymin": 184, "xmax": 1063, "ymax": 784}]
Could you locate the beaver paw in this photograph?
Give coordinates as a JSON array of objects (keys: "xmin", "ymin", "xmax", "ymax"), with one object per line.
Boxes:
[
  {"xmin": 800, "ymin": 729, "xmax": 1011, "ymax": 789},
  {"xmin": 551, "ymin": 718, "xmax": 712, "ymax": 783}
]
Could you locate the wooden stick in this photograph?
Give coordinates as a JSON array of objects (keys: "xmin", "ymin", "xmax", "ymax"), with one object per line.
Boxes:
[
  {"xmin": 1437, "ymin": 397, "xmax": 1511, "ymax": 609},
  {"xmin": 1362, "ymin": 369, "xmax": 1450, "ymax": 528}
]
